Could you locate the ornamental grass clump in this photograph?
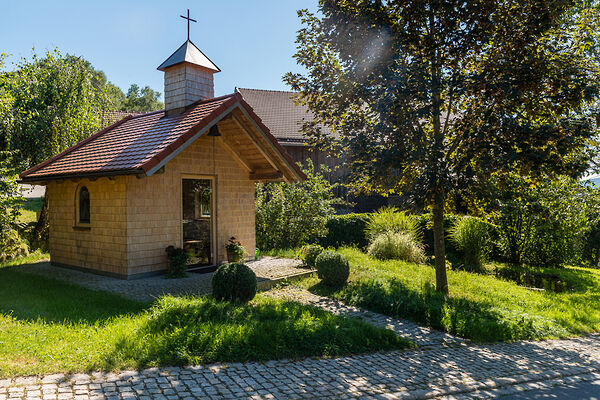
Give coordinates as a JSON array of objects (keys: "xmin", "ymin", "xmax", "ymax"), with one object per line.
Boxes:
[
  {"xmin": 448, "ymin": 216, "xmax": 491, "ymax": 272},
  {"xmin": 315, "ymin": 250, "xmax": 350, "ymax": 287},
  {"xmin": 365, "ymin": 207, "xmax": 422, "ymax": 242},
  {"xmin": 212, "ymin": 262, "xmax": 257, "ymax": 302},
  {"xmin": 367, "ymin": 232, "xmax": 426, "ymax": 263}
]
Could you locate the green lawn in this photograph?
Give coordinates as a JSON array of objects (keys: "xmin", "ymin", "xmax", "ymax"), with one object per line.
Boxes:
[
  {"xmin": 0, "ymin": 259, "xmax": 410, "ymax": 377},
  {"xmin": 297, "ymin": 247, "xmax": 600, "ymax": 343},
  {"xmin": 16, "ymin": 197, "xmax": 43, "ymax": 224}
]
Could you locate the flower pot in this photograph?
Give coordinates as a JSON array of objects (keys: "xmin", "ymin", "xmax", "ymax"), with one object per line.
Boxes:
[{"xmin": 226, "ymin": 249, "xmax": 243, "ymax": 263}]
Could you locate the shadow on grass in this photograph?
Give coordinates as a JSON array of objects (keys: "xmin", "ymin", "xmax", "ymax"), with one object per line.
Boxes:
[
  {"xmin": 307, "ymin": 278, "xmax": 565, "ymax": 342},
  {"xmin": 100, "ymin": 296, "xmax": 410, "ymax": 370},
  {"xmin": 0, "ymin": 265, "xmax": 147, "ymax": 324}
]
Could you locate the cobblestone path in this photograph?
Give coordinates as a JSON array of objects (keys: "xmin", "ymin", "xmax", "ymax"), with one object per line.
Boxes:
[
  {"xmin": 1, "ymin": 335, "xmax": 599, "ymax": 399},
  {"xmin": 264, "ymin": 287, "xmax": 464, "ymax": 347}
]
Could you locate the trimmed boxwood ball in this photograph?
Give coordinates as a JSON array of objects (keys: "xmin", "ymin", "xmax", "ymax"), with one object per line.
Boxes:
[
  {"xmin": 301, "ymin": 244, "xmax": 324, "ymax": 269},
  {"xmin": 212, "ymin": 263, "xmax": 257, "ymax": 302},
  {"xmin": 315, "ymin": 250, "xmax": 350, "ymax": 287}
]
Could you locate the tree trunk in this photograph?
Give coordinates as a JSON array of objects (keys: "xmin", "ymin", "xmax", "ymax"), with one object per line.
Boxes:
[
  {"xmin": 432, "ymin": 190, "xmax": 449, "ymax": 294},
  {"xmin": 32, "ymin": 194, "xmax": 48, "ymax": 240}
]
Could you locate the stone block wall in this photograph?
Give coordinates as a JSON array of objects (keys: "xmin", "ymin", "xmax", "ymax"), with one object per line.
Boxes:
[
  {"xmin": 47, "ymin": 178, "xmax": 128, "ymax": 277},
  {"xmin": 125, "ymin": 134, "xmax": 256, "ymax": 276},
  {"xmin": 164, "ymin": 64, "xmax": 215, "ymax": 113}
]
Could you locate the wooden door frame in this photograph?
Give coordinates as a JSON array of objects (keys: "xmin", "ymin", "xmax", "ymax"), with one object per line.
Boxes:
[{"xmin": 180, "ymin": 174, "xmax": 218, "ymax": 267}]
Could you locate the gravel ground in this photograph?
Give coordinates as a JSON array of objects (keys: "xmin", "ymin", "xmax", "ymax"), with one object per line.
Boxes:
[{"xmin": 16, "ymin": 257, "xmax": 306, "ymax": 302}]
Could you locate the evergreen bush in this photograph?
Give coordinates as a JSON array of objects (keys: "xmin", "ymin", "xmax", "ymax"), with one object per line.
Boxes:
[
  {"xmin": 315, "ymin": 250, "xmax": 350, "ymax": 287},
  {"xmin": 212, "ymin": 263, "xmax": 258, "ymax": 302},
  {"xmin": 300, "ymin": 244, "xmax": 324, "ymax": 268},
  {"xmin": 165, "ymin": 246, "xmax": 190, "ymax": 278}
]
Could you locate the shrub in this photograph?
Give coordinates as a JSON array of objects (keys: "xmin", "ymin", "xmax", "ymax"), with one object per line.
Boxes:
[
  {"xmin": 255, "ymin": 160, "xmax": 336, "ymax": 250},
  {"xmin": 318, "ymin": 213, "xmax": 369, "ymax": 248},
  {"xmin": 367, "ymin": 232, "xmax": 426, "ymax": 263},
  {"xmin": 448, "ymin": 216, "xmax": 492, "ymax": 272},
  {"xmin": 489, "ymin": 174, "xmax": 593, "ymax": 267},
  {"xmin": 0, "ymin": 228, "xmax": 29, "ymax": 263},
  {"xmin": 212, "ymin": 263, "xmax": 258, "ymax": 302},
  {"xmin": 165, "ymin": 246, "xmax": 190, "ymax": 278},
  {"xmin": 315, "ymin": 250, "xmax": 350, "ymax": 287},
  {"xmin": 300, "ymin": 244, "xmax": 324, "ymax": 268},
  {"xmin": 0, "ymin": 153, "xmax": 28, "ymax": 262},
  {"xmin": 366, "ymin": 207, "xmax": 422, "ymax": 242}
]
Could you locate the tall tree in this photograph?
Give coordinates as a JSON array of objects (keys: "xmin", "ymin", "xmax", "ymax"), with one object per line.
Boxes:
[
  {"xmin": 284, "ymin": 0, "xmax": 600, "ymax": 293},
  {"xmin": 123, "ymin": 84, "xmax": 163, "ymax": 112},
  {"xmin": 0, "ymin": 50, "xmax": 108, "ymax": 169}
]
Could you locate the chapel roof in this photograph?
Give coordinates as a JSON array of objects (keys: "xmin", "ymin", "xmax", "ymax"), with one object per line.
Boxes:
[{"xmin": 19, "ymin": 92, "xmax": 304, "ymax": 183}]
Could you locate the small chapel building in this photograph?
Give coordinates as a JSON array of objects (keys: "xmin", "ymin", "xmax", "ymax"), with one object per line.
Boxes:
[{"xmin": 19, "ymin": 39, "xmax": 304, "ymax": 279}]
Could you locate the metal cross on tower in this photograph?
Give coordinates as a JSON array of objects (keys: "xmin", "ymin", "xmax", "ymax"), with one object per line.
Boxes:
[{"xmin": 180, "ymin": 9, "xmax": 197, "ymax": 41}]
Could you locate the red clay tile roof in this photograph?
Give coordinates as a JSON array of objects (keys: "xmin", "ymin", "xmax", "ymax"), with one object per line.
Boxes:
[
  {"xmin": 20, "ymin": 93, "xmax": 304, "ymax": 182},
  {"xmin": 236, "ymin": 88, "xmax": 334, "ymax": 144},
  {"xmin": 100, "ymin": 110, "xmax": 145, "ymax": 127}
]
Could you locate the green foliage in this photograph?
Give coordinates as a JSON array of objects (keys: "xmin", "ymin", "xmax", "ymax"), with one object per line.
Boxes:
[
  {"xmin": 300, "ymin": 244, "xmax": 324, "ymax": 268},
  {"xmin": 318, "ymin": 213, "xmax": 369, "ymax": 248},
  {"xmin": 300, "ymin": 248, "xmax": 600, "ymax": 342},
  {"xmin": 285, "ymin": 0, "xmax": 600, "ymax": 292},
  {"xmin": 211, "ymin": 263, "xmax": 258, "ymax": 303},
  {"xmin": 255, "ymin": 160, "xmax": 336, "ymax": 250},
  {"xmin": 315, "ymin": 250, "xmax": 350, "ymax": 287},
  {"xmin": 448, "ymin": 216, "xmax": 492, "ymax": 272},
  {"xmin": 583, "ymin": 219, "xmax": 600, "ymax": 267},
  {"xmin": 366, "ymin": 207, "xmax": 422, "ymax": 242},
  {"xmin": 0, "ymin": 50, "xmax": 107, "ymax": 168},
  {"xmin": 0, "ymin": 263, "xmax": 409, "ymax": 376},
  {"xmin": 367, "ymin": 232, "xmax": 426, "ymax": 264},
  {"xmin": 413, "ymin": 213, "xmax": 460, "ymax": 255},
  {"xmin": 121, "ymin": 84, "xmax": 163, "ymax": 112},
  {"xmin": 0, "ymin": 152, "xmax": 27, "ymax": 262},
  {"xmin": 488, "ymin": 174, "xmax": 595, "ymax": 267},
  {"xmin": 165, "ymin": 246, "xmax": 189, "ymax": 279}
]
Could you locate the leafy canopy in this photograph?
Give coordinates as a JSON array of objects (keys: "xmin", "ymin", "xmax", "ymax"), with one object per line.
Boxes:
[{"xmin": 284, "ymin": 0, "xmax": 600, "ymax": 292}]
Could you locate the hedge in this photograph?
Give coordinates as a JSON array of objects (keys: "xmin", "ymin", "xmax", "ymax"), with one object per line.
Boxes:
[{"xmin": 317, "ymin": 213, "xmax": 369, "ymax": 248}]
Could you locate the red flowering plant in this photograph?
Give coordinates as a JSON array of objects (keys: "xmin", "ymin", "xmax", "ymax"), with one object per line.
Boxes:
[{"xmin": 225, "ymin": 237, "xmax": 246, "ymax": 262}]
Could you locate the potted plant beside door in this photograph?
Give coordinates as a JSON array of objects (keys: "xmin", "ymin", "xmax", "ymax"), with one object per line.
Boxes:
[{"xmin": 226, "ymin": 237, "xmax": 246, "ymax": 263}]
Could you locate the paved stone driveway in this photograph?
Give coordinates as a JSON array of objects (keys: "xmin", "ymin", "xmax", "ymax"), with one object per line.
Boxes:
[
  {"xmin": 16, "ymin": 258, "xmax": 306, "ymax": 302},
  {"xmin": 1, "ymin": 335, "xmax": 599, "ymax": 399}
]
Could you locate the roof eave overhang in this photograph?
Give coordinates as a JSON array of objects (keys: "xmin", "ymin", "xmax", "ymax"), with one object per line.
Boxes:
[{"xmin": 18, "ymin": 169, "xmax": 143, "ymax": 185}]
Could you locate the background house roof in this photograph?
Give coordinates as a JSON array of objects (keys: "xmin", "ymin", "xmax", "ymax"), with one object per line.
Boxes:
[
  {"xmin": 237, "ymin": 88, "xmax": 333, "ymax": 145},
  {"xmin": 20, "ymin": 93, "xmax": 304, "ymax": 182}
]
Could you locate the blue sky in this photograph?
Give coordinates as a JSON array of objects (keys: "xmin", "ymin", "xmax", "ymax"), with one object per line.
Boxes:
[{"xmin": 0, "ymin": 1, "xmax": 319, "ymax": 97}]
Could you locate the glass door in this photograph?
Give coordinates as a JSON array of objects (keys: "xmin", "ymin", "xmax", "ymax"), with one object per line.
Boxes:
[{"xmin": 182, "ymin": 178, "xmax": 213, "ymax": 266}]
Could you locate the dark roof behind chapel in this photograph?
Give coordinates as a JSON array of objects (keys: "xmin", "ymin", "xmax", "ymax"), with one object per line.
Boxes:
[{"xmin": 237, "ymin": 88, "xmax": 331, "ymax": 145}]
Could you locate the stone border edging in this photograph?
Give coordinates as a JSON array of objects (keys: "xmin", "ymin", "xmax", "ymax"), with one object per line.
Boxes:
[{"xmin": 256, "ymin": 269, "xmax": 315, "ymax": 291}]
